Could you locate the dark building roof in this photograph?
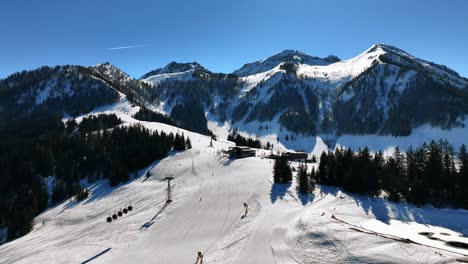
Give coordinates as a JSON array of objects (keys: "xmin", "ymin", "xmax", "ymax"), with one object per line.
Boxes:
[{"xmin": 283, "ymin": 152, "xmax": 308, "ymax": 160}]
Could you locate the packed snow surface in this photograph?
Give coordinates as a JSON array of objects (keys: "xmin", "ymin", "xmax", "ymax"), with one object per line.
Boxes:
[{"xmin": 1, "ymin": 101, "xmax": 467, "ymax": 264}]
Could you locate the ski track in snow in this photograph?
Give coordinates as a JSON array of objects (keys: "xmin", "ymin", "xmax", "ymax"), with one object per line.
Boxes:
[{"xmin": 1, "ymin": 101, "xmax": 467, "ymax": 264}]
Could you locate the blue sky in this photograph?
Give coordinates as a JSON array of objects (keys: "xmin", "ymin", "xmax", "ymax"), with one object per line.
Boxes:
[{"xmin": 1, "ymin": 0, "xmax": 467, "ymax": 79}]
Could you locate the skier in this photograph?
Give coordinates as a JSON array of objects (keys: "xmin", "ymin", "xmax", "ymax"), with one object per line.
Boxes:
[
  {"xmin": 196, "ymin": 251, "xmax": 204, "ymax": 264},
  {"xmin": 243, "ymin": 203, "xmax": 248, "ymax": 217}
]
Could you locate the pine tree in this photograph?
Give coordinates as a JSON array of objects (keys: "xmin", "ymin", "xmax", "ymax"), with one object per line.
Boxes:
[
  {"xmin": 173, "ymin": 133, "xmax": 186, "ymax": 150},
  {"xmin": 411, "ymin": 145, "xmax": 427, "ymax": 205},
  {"xmin": 373, "ymin": 150, "xmax": 384, "ymax": 192},
  {"xmin": 406, "ymin": 146, "xmax": 417, "ymax": 203},
  {"xmin": 334, "ymin": 148, "xmax": 344, "ymax": 187},
  {"xmin": 459, "ymin": 144, "xmax": 468, "ymax": 207},
  {"xmin": 360, "ymin": 147, "xmax": 378, "ymax": 195},
  {"xmin": 425, "ymin": 140, "xmax": 443, "ymax": 205},
  {"xmin": 273, "ymin": 155, "xmax": 292, "ymax": 184},
  {"xmin": 394, "ymin": 146, "xmax": 407, "ymax": 196},
  {"xmin": 297, "ymin": 163, "xmax": 310, "ymax": 194},
  {"xmin": 383, "ymin": 159, "xmax": 396, "ymax": 201},
  {"xmin": 440, "ymin": 140, "xmax": 456, "ymax": 204},
  {"xmin": 341, "ymin": 148, "xmax": 354, "ymax": 191},
  {"xmin": 309, "ymin": 167, "xmax": 316, "ymax": 191},
  {"xmin": 186, "ymin": 137, "xmax": 192, "ymax": 149},
  {"xmin": 317, "ymin": 151, "xmax": 328, "ymax": 184},
  {"xmin": 327, "ymin": 151, "xmax": 337, "ymax": 186}
]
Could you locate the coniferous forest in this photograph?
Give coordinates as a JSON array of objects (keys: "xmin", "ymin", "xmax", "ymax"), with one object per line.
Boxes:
[
  {"xmin": 0, "ymin": 114, "xmax": 191, "ymax": 240},
  {"xmin": 273, "ymin": 140, "xmax": 468, "ymax": 209},
  {"xmin": 227, "ymin": 129, "xmax": 272, "ymax": 150},
  {"xmin": 132, "ymin": 107, "xmax": 179, "ymax": 127},
  {"xmin": 273, "ymin": 155, "xmax": 293, "ymax": 184},
  {"xmin": 315, "ymin": 140, "xmax": 468, "ymax": 209}
]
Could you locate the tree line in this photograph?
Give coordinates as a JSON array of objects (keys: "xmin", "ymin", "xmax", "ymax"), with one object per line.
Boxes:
[
  {"xmin": 272, "ymin": 140, "xmax": 468, "ymax": 209},
  {"xmin": 273, "ymin": 155, "xmax": 316, "ymax": 194},
  {"xmin": 0, "ymin": 114, "xmax": 191, "ymax": 241},
  {"xmin": 132, "ymin": 107, "xmax": 179, "ymax": 127},
  {"xmin": 68, "ymin": 113, "xmax": 122, "ymax": 134},
  {"xmin": 316, "ymin": 140, "xmax": 467, "ymax": 208},
  {"xmin": 227, "ymin": 129, "xmax": 271, "ymax": 150}
]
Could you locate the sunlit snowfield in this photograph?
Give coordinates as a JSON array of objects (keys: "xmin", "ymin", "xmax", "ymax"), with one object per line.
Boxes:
[{"xmin": 1, "ymin": 99, "xmax": 467, "ymax": 264}]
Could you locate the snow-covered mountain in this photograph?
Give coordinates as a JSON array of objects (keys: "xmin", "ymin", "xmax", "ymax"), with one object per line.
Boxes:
[
  {"xmin": 233, "ymin": 49, "xmax": 341, "ymax": 77},
  {"xmin": 1, "ymin": 45, "xmax": 468, "ymax": 263},
  {"xmin": 2, "ymin": 43, "xmax": 468, "ymax": 149},
  {"xmin": 142, "ymin": 44, "xmax": 468, "ymax": 146},
  {"xmin": 141, "ymin": 61, "xmax": 206, "ymax": 77},
  {"xmin": 0, "ymin": 63, "xmax": 155, "ymax": 123},
  {"xmin": 140, "ymin": 61, "xmax": 213, "ymax": 85}
]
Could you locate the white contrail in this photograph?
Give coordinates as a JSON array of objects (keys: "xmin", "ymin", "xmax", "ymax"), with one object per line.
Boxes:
[{"xmin": 107, "ymin": 45, "xmax": 145, "ymax": 50}]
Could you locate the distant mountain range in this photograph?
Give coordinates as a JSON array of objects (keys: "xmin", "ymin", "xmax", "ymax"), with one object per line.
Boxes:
[{"xmin": 1, "ymin": 44, "xmax": 467, "ymax": 141}]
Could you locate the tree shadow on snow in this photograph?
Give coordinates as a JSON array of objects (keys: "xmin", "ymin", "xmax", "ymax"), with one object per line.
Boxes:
[
  {"xmin": 343, "ymin": 190, "xmax": 468, "ymax": 234},
  {"xmin": 317, "ymin": 185, "xmax": 340, "ymax": 197},
  {"xmin": 270, "ymin": 182, "xmax": 292, "ymax": 204},
  {"xmin": 295, "ymin": 186, "xmax": 316, "ymax": 206},
  {"xmin": 83, "ymin": 159, "xmax": 164, "ymax": 205},
  {"xmin": 56, "ymin": 199, "xmax": 81, "ymax": 215},
  {"xmin": 351, "ymin": 195, "xmax": 391, "ymax": 224}
]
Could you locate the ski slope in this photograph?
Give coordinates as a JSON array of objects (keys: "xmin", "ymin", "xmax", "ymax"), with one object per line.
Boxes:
[{"xmin": 1, "ymin": 103, "xmax": 468, "ymax": 264}]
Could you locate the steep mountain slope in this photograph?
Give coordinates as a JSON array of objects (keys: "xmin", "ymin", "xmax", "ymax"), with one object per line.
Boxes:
[
  {"xmin": 1, "ymin": 43, "xmax": 467, "ymax": 148},
  {"xmin": 91, "ymin": 63, "xmax": 158, "ymax": 107},
  {"xmin": 143, "ymin": 44, "xmax": 468, "ymax": 144},
  {"xmin": 233, "ymin": 49, "xmax": 341, "ymax": 77},
  {"xmin": 0, "ymin": 64, "xmax": 156, "ymax": 125},
  {"xmin": 141, "ymin": 63, "xmax": 240, "ymax": 134},
  {"xmin": 140, "ymin": 61, "xmax": 213, "ymax": 85}
]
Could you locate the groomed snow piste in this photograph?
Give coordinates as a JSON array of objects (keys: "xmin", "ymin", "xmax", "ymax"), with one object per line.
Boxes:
[{"xmin": 1, "ymin": 101, "xmax": 467, "ymax": 264}]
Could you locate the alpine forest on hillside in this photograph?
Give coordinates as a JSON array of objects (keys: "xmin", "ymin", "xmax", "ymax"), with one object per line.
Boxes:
[
  {"xmin": 0, "ymin": 114, "xmax": 191, "ymax": 240},
  {"xmin": 274, "ymin": 140, "xmax": 468, "ymax": 209}
]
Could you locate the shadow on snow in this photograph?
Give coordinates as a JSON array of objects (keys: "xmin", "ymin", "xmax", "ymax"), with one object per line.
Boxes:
[
  {"xmin": 81, "ymin": 247, "xmax": 111, "ymax": 264},
  {"xmin": 295, "ymin": 186, "xmax": 316, "ymax": 206},
  {"xmin": 319, "ymin": 184, "xmax": 468, "ymax": 234},
  {"xmin": 270, "ymin": 182, "xmax": 292, "ymax": 204},
  {"xmin": 141, "ymin": 202, "xmax": 170, "ymax": 230}
]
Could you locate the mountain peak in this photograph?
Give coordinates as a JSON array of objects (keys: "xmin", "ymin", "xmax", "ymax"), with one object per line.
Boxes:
[
  {"xmin": 140, "ymin": 61, "xmax": 207, "ymax": 79},
  {"xmin": 92, "ymin": 62, "xmax": 122, "ymax": 71},
  {"xmin": 91, "ymin": 63, "xmax": 135, "ymax": 84},
  {"xmin": 165, "ymin": 61, "xmax": 203, "ymax": 70},
  {"xmin": 273, "ymin": 49, "xmax": 305, "ymax": 57},
  {"xmin": 365, "ymin": 43, "xmax": 409, "ymax": 56},
  {"xmin": 362, "ymin": 44, "xmax": 465, "ymax": 80},
  {"xmin": 233, "ymin": 50, "xmax": 340, "ymax": 77},
  {"xmin": 263, "ymin": 49, "xmax": 340, "ymax": 64}
]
